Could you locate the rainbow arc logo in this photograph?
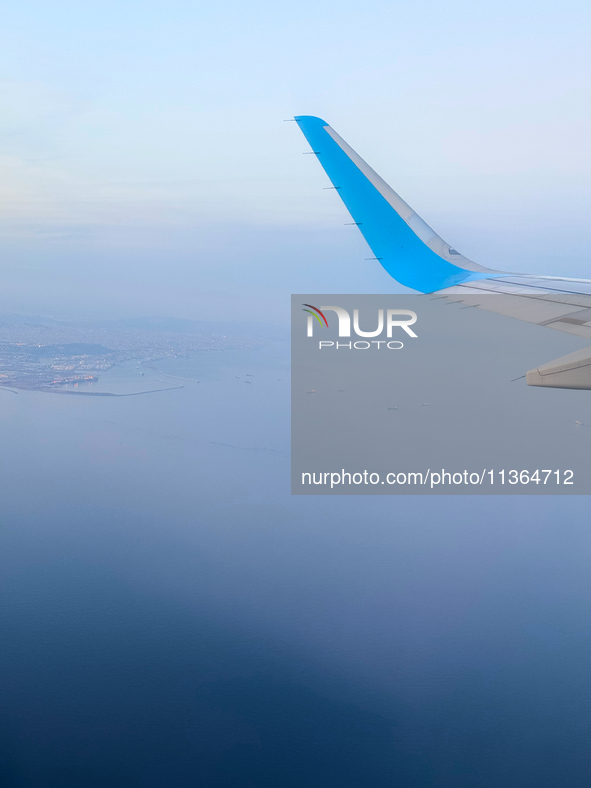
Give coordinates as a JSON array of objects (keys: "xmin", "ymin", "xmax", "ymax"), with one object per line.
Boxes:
[{"xmin": 302, "ymin": 304, "xmax": 328, "ymax": 328}]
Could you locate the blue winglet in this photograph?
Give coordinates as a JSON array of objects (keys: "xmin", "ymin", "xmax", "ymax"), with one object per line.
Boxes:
[{"xmin": 295, "ymin": 116, "xmax": 494, "ymax": 293}]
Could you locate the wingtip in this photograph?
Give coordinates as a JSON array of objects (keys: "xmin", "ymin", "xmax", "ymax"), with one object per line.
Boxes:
[{"xmin": 294, "ymin": 115, "xmax": 329, "ymax": 126}]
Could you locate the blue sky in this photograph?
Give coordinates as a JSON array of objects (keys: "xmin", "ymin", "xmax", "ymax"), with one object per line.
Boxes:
[{"xmin": 1, "ymin": 0, "xmax": 591, "ymax": 320}]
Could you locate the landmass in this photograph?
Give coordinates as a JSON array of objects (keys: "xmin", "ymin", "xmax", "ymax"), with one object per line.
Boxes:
[{"xmin": 0, "ymin": 314, "xmax": 260, "ymax": 392}]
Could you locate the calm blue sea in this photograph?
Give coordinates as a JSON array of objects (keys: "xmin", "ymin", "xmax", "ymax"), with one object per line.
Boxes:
[{"xmin": 1, "ymin": 340, "xmax": 590, "ymax": 786}]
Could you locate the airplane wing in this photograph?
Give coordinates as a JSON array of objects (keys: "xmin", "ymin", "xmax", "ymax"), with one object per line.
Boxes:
[{"xmin": 294, "ymin": 115, "xmax": 591, "ymax": 389}]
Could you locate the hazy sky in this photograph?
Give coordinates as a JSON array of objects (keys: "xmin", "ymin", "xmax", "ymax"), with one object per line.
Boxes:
[{"xmin": 1, "ymin": 0, "xmax": 591, "ymax": 320}]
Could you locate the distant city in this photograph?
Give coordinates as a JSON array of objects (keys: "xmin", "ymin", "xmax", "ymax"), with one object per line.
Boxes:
[{"xmin": 0, "ymin": 314, "xmax": 260, "ymax": 392}]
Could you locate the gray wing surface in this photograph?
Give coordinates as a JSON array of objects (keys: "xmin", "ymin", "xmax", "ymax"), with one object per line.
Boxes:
[{"xmin": 440, "ymin": 276, "xmax": 591, "ymax": 341}]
